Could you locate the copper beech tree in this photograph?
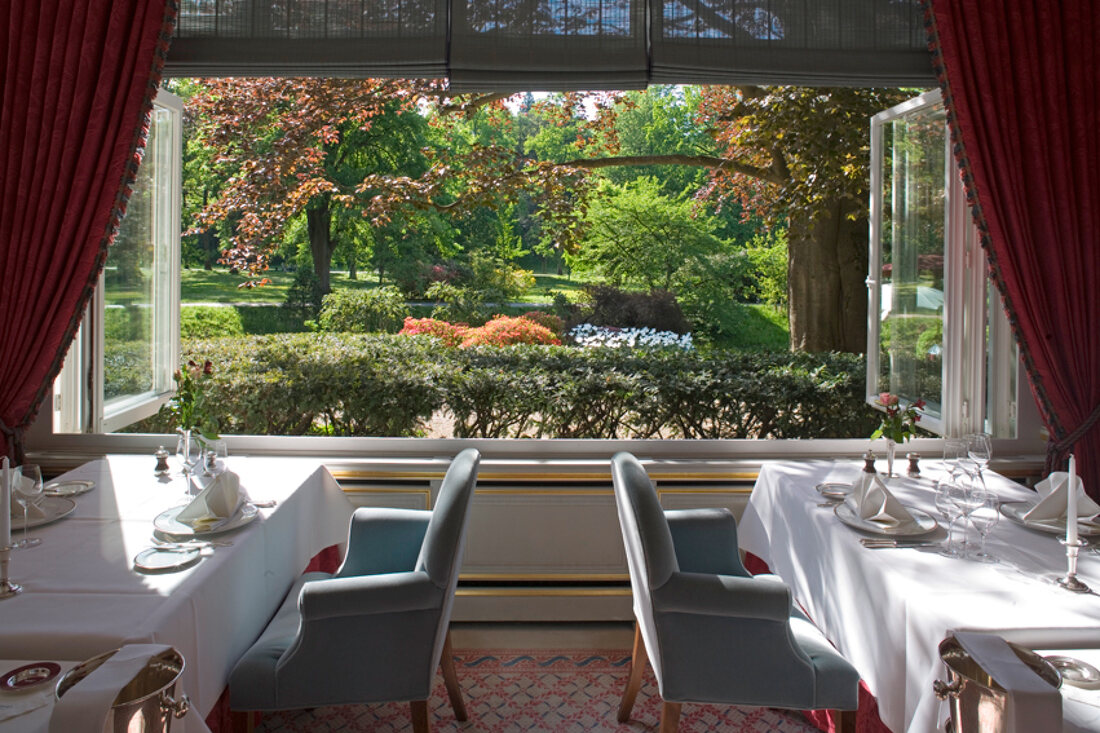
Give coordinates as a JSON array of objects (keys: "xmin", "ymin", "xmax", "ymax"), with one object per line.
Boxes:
[{"xmin": 188, "ymin": 79, "xmax": 907, "ymax": 352}]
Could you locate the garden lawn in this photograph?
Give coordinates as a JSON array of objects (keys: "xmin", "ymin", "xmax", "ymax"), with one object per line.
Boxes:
[{"xmin": 177, "ymin": 268, "xmax": 378, "ymax": 304}]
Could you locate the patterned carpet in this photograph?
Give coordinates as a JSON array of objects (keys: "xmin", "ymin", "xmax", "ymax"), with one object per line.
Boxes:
[{"xmin": 257, "ymin": 650, "xmax": 819, "ymax": 732}]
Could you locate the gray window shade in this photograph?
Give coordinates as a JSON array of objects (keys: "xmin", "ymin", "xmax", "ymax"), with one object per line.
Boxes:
[
  {"xmin": 166, "ymin": 0, "xmax": 934, "ymax": 87},
  {"xmin": 651, "ymin": 0, "xmax": 933, "ymax": 86},
  {"xmin": 168, "ymin": 0, "xmax": 448, "ymax": 77}
]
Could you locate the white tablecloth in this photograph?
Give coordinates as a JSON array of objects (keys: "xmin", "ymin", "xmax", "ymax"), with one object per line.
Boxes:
[
  {"xmin": 740, "ymin": 461, "xmax": 1100, "ymax": 733},
  {"xmin": 0, "ymin": 455, "xmax": 354, "ymax": 732}
]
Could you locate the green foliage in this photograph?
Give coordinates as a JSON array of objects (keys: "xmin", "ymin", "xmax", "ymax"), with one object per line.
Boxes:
[
  {"xmin": 104, "ymin": 342, "xmax": 150, "ymax": 401},
  {"xmin": 467, "ymin": 251, "xmax": 534, "ymax": 302},
  {"xmin": 571, "ymin": 178, "xmax": 725, "ymax": 292},
  {"xmin": 426, "ymin": 282, "xmax": 492, "ymax": 326},
  {"xmin": 317, "ymin": 287, "xmax": 409, "ymax": 333},
  {"xmin": 104, "ymin": 306, "xmax": 150, "ymax": 342},
  {"xmin": 745, "ymin": 229, "xmax": 789, "ymax": 309},
  {"xmin": 181, "ymin": 306, "xmax": 245, "ymax": 339},
  {"xmin": 283, "ymin": 268, "xmax": 324, "ymax": 322}
]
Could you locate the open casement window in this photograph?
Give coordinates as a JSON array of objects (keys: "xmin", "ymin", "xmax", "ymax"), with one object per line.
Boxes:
[
  {"xmin": 868, "ymin": 89, "xmax": 1018, "ymax": 438},
  {"xmin": 54, "ymin": 90, "xmax": 182, "ymax": 434}
]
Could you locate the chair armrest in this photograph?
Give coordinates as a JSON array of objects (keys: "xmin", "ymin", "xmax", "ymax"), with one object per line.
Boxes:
[
  {"xmin": 335, "ymin": 507, "xmax": 431, "ymax": 578},
  {"xmin": 652, "ymin": 571, "xmax": 791, "ymax": 620},
  {"xmin": 665, "ymin": 508, "xmax": 750, "ymax": 577},
  {"xmin": 299, "ymin": 571, "xmax": 442, "ymax": 621}
]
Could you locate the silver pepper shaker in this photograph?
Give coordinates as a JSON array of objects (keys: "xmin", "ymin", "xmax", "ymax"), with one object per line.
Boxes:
[
  {"xmin": 154, "ymin": 446, "xmax": 170, "ymax": 476},
  {"xmin": 907, "ymin": 452, "xmax": 921, "ymax": 478}
]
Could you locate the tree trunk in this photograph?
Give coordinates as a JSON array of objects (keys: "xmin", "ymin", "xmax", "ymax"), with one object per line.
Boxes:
[
  {"xmin": 347, "ymin": 256, "xmax": 357, "ymax": 280},
  {"xmin": 306, "ymin": 202, "xmax": 334, "ymax": 294},
  {"xmin": 787, "ymin": 198, "xmax": 868, "ymax": 353}
]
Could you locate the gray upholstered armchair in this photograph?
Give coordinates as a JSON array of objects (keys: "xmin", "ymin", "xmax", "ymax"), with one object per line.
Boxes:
[
  {"xmin": 229, "ymin": 448, "xmax": 480, "ymax": 733},
  {"xmin": 611, "ymin": 452, "xmax": 860, "ymax": 733}
]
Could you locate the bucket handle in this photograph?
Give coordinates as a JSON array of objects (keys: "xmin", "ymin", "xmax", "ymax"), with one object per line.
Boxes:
[
  {"xmin": 933, "ymin": 679, "xmax": 962, "ymax": 700},
  {"xmin": 161, "ymin": 691, "xmax": 191, "ymax": 719}
]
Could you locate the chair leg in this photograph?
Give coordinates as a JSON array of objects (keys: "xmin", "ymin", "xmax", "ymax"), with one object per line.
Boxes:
[
  {"xmin": 838, "ymin": 709, "xmax": 857, "ymax": 733},
  {"xmin": 659, "ymin": 701, "xmax": 682, "ymax": 733},
  {"xmin": 410, "ymin": 699, "xmax": 430, "ymax": 733},
  {"xmin": 618, "ymin": 622, "xmax": 648, "ymax": 723},
  {"xmin": 440, "ymin": 630, "xmax": 468, "ymax": 721}
]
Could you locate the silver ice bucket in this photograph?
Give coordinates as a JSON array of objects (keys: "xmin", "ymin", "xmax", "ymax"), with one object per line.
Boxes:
[
  {"xmin": 56, "ymin": 648, "xmax": 190, "ymax": 733},
  {"xmin": 934, "ymin": 634, "xmax": 1061, "ymax": 733}
]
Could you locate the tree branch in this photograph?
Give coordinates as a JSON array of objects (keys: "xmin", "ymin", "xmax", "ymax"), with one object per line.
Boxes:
[{"xmin": 559, "ymin": 154, "xmax": 784, "ymax": 185}]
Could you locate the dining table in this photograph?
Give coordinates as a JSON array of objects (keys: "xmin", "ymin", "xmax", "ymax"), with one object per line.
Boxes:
[
  {"xmin": 0, "ymin": 454, "xmax": 355, "ymax": 732},
  {"xmin": 739, "ymin": 460, "xmax": 1100, "ymax": 733}
]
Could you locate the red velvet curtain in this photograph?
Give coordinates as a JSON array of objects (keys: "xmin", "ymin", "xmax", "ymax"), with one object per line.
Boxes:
[
  {"xmin": 0, "ymin": 0, "xmax": 176, "ymax": 460},
  {"xmin": 926, "ymin": 1, "xmax": 1100, "ymax": 496}
]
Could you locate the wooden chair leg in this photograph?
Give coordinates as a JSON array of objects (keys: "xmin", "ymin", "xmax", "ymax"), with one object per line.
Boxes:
[
  {"xmin": 410, "ymin": 699, "xmax": 430, "ymax": 733},
  {"xmin": 440, "ymin": 630, "xmax": 468, "ymax": 721},
  {"xmin": 838, "ymin": 708, "xmax": 857, "ymax": 733},
  {"xmin": 229, "ymin": 710, "xmax": 256, "ymax": 733},
  {"xmin": 659, "ymin": 701, "xmax": 682, "ymax": 733},
  {"xmin": 618, "ymin": 622, "xmax": 648, "ymax": 723}
]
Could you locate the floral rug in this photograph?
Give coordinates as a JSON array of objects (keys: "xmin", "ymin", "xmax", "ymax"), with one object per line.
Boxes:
[{"xmin": 257, "ymin": 650, "xmax": 819, "ymax": 732}]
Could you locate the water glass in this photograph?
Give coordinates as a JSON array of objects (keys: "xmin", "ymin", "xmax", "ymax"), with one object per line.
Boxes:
[
  {"xmin": 967, "ymin": 490, "xmax": 1000, "ymax": 563},
  {"xmin": 204, "ymin": 440, "xmax": 229, "ymax": 477},
  {"xmin": 13, "ymin": 464, "xmax": 43, "ymax": 549},
  {"xmin": 966, "ymin": 433, "xmax": 992, "ymax": 483},
  {"xmin": 943, "ymin": 438, "xmax": 967, "ymax": 482}
]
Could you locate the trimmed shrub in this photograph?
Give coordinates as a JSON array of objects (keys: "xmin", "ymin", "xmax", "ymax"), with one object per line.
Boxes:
[
  {"xmin": 522, "ymin": 310, "xmax": 564, "ymax": 336},
  {"xmin": 126, "ymin": 335, "xmax": 876, "ymax": 440},
  {"xmin": 399, "ymin": 317, "xmax": 469, "ymax": 347},
  {"xmin": 582, "ymin": 285, "xmax": 691, "ymax": 334},
  {"xmin": 181, "ymin": 306, "xmax": 245, "ymax": 339},
  {"xmin": 318, "ymin": 287, "xmax": 409, "ymax": 334},
  {"xmin": 425, "ymin": 282, "xmax": 492, "ymax": 326},
  {"xmin": 283, "ymin": 268, "xmax": 323, "ymax": 321},
  {"xmin": 460, "ymin": 316, "xmax": 561, "ymax": 347}
]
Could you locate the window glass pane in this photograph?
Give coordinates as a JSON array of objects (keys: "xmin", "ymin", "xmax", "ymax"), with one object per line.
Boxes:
[
  {"xmin": 104, "ymin": 107, "xmax": 172, "ymax": 409},
  {"xmin": 877, "ymin": 104, "xmax": 946, "ymax": 420}
]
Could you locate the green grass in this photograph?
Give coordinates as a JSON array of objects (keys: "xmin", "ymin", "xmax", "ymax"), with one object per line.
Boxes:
[
  {"xmin": 180, "ymin": 268, "xmax": 379, "ymax": 304},
  {"xmin": 712, "ymin": 304, "xmax": 790, "ymax": 351}
]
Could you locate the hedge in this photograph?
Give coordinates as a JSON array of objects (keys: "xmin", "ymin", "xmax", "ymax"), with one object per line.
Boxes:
[{"xmin": 129, "ymin": 334, "xmax": 878, "ymax": 439}]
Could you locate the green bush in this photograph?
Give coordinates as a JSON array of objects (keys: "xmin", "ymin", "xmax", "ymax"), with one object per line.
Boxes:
[
  {"xmin": 105, "ymin": 305, "xmax": 150, "ymax": 342},
  {"xmin": 128, "ymin": 335, "xmax": 876, "ymax": 439},
  {"xmin": 104, "ymin": 341, "xmax": 150, "ymax": 400},
  {"xmin": 181, "ymin": 306, "xmax": 245, "ymax": 339},
  {"xmin": 318, "ymin": 287, "xmax": 409, "ymax": 334},
  {"xmin": 582, "ymin": 285, "xmax": 691, "ymax": 334},
  {"xmin": 426, "ymin": 282, "xmax": 492, "ymax": 326},
  {"xmin": 283, "ymin": 268, "xmax": 323, "ymax": 322}
]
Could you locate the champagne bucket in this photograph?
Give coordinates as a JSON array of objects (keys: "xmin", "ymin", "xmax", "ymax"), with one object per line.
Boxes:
[
  {"xmin": 56, "ymin": 648, "xmax": 190, "ymax": 733},
  {"xmin": 933, "ymin": 635, "xmax": 1061, "ymax": 733}
]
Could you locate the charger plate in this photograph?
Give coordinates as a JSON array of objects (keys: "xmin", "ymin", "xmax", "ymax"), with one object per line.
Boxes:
[
  {"xmin": 153, "ymin": 502, "xmax": 258, "ymax": 537},
  {"xmin": 134, "ymin": 547, "xmax": 201, "ymax": 572},
  {"xmin": 11, "ymin": 496, "xmax": 76, "ymax": 530},
  {"xmin": 835, "ymin": 501, "xmax": 938, "ymax": 537},
  {"xmin": 44, "ymin": 479, "xmax": 94, "ymax": 497},
  {"xmin": 816, "ymin": 482, "xmax": 852, "ymax": 500},
  {"xmin": 1000, "ymin": 501, "xmax": 1100, "ymax": 537}
]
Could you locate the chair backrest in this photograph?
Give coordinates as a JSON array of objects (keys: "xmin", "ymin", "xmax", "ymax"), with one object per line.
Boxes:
[
  {"xmin": 611, "ymin": 452, "xmax": 678, "ymax": 680},
  {"xmin": 417, "ymin": 448, "xmax": 480, "ymax": 673}
]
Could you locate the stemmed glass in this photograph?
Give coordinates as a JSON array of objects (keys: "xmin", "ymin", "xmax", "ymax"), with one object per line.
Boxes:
[
  {"xmin": 12, "ymin": 465, "xmax": 43, "ymax": 549},
  {"xmin": 935, "ymin": 479, "xmax": 965, "ymax": 558},
  {"xmin": 966, "ymin": 433, "xmax": 992, "ymax": 486},
  {"xmin": 203, "ymin": 440, "xmax": 228, "ymax": 477},
  {"xmin": 943, "ymin": 438, "xmax": 968, "ymax": 484},
  {"xmin": 967, "ymin": 490, "xmax": 1000, "ymax": 563},
  {"xmin": 176, "ymin": 431, "xmax": 202, "ymax": 494}
]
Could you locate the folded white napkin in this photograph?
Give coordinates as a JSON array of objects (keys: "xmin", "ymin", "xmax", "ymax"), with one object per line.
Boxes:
[
  {"xmin": 1023, "ymin": 471, "xmax": 1100, "ymax": 524},
  {"xmin": 49, "ymin": 644, "xmax": 173, "ymax": 733},
  {"xmin": 9, "ymin": 473, "xmax": 47, "ymax": 520},
  {"xmin": 175, "ymin": 470, "xmax": 246, "ymax": 532},
  {"xmin": 845, "ymin": 471, "xmax": 917, "ymax": 528}
]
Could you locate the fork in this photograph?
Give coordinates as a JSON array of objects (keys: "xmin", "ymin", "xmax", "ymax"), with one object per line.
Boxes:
[
  {"xmin": 861, "ymin": 539, "xmax": 940, "ymax": 549},
  {"xmin": 152, "ymin": 537, "xmax": 233, "ymax": 549}
]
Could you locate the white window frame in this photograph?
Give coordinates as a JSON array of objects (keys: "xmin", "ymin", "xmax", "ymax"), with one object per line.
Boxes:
[
  {"xmin": 867, "ymin": 89, "xmax": 1023, "ymax": 439},
  {"xmin": 53, "ymin": 89, "xmax": 182, "ymax": 434}
]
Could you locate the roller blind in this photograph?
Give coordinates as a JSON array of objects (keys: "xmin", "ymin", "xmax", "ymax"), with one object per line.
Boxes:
[{"xmin": 165, "ymin": 0, "xmax": 934, "ymax": 87}]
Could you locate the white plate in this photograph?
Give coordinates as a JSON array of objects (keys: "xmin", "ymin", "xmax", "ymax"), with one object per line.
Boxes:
[
  {"xmin": 834, "ymin": 501, "xmax": 939, "ymax": 537},
  {"xmin": 153, "ymin": 503, "xmax": 259, "ymax": 537},
  {"xmin": 1000, "ymin": 501, "xmax": 1100, "ymax": 537},
  {"xmin": 1046, "ymin": 655, "xmax": 1100, "ymax": 689},
  {"xmin": 44, "ymin": 479, "xmax": 95, "ymax": 497},
  {"xmin": 816, "ymin": 482, "xmax": 852, "ymax": 500},
  {"xmin": 133, "ymin": 547, "xmax": 201, "ymax": 572},
  {"xmin": 11, "ymin": 496, "xmax": 77, "ymax": 530}
]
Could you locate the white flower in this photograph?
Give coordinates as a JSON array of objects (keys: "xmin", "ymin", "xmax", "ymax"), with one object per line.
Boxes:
[{"xmin": 568, "ymin": 324, "xmax": 693, "ymax": 351}]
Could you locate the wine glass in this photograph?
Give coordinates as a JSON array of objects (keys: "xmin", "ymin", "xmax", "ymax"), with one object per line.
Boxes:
[
  {"xmin": 204, "ymin": 440, "xmax": 228, "ymax": 477},
  {"xmin": 942, "ymin": 438, "xmax": 967, "ymax": 483},
  {"xmin": 967, "ymin": 490, "xmax": 1000, "ymax": 563},
  {"xmin": 13, "ymin": 465, "xmax": 43, "ymax": 549},
  {"xmin": 935, "ymin": 480, "xmax": 965, "ymax": 558},
  {"xmin": 966, "ymin": 433, "xmax": 992, "ymax": 484}
]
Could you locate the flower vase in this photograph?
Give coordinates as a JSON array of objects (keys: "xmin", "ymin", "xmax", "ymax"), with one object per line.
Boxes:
[
  {"xmin": 176, "ymin": 428, "xmax": 201, "ymax": 479},
  {"xmin": 885, "ymin": 439, "xmax": 898, "ymax": 479}
]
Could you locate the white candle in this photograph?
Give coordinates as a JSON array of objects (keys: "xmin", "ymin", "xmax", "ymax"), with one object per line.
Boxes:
[
  {"xmin": 1068, "ymin": 454, "xmax": 1079, "ymax": 545},
  {"xmin": 0, "ymin": 458, "xmax": 10, "ymax": 549}
]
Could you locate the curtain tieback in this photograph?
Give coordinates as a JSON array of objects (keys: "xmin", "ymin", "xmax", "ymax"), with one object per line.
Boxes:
[{"xmin": 1046, "ymin": 401, "xmax": 1100, "ymax": 473}]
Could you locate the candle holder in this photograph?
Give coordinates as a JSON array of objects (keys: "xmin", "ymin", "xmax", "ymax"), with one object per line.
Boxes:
[
  {"xmin": 1057, "ymin": 537, "xmax": 1091, "ymax": 593},
  {"xmin": 0, "ymin": 545, "xmax": 22, "ymax": 600}
]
